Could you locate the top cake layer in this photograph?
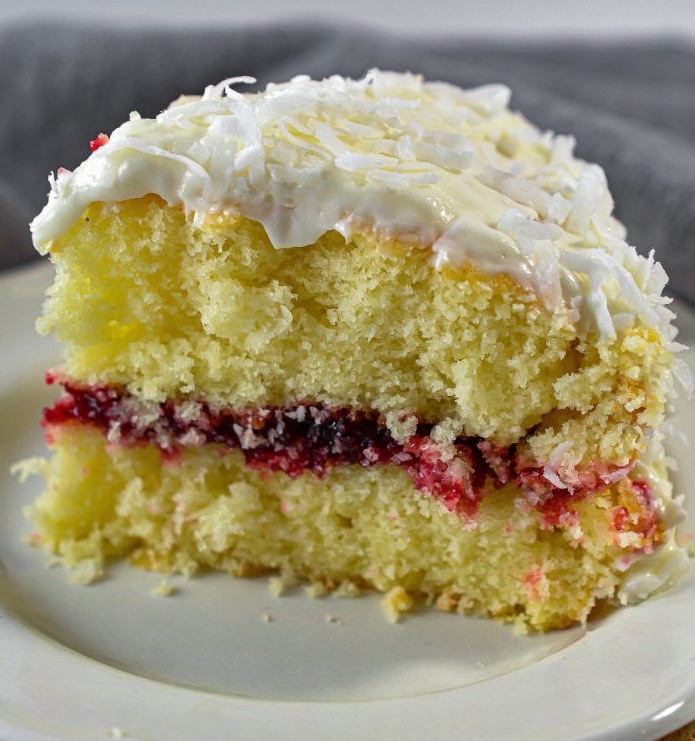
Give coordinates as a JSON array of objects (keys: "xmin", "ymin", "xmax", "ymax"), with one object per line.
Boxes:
[{"xmin": 31, "ymin": 70, "xmax": 675, "ymax": 344}]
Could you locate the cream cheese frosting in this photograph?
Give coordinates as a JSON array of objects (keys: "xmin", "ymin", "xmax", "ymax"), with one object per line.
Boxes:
[{"xmin": 31, "ymin": 69, "xmax": 677, "ymax": 343}]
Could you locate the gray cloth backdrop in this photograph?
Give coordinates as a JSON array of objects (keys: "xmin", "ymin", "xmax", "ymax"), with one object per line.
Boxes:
[{"xmin": 2, "ymin": 22, "xmax": 695, "ymax": 304}]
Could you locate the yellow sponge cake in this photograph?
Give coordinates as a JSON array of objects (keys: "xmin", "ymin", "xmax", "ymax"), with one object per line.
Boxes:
[{"xmin": 21, "ymin": 71, "xmax": 688, "ymax": 631}]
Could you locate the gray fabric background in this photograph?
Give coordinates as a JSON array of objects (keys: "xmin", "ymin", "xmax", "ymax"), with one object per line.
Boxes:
[{"xmin": 2, "ymin": 22, "xmax": 695, "ymax": 303}]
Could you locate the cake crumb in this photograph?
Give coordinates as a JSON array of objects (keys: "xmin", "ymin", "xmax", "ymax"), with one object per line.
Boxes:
[
  {"xmin": 261, "ymin": 612, "xmax": 273, "ymax": 623},
  {"xmin": 305, "ymin": 581, "xmax": 329, "ymax": 598},
  {"xmin": 435, "ymin": 587, "xmax": 458, "ymax": 613},
  {"xmin": 10, "ymin": 456, "xmax": 48, "ymax": 482},
  {"xmin": 68, "ymin": 558, "xmax": 104, "ymax": 585},
  {"xmin": 512, "ymin": 615, "xmax": 531, "ymax": 635},
  {"xmin": 269, "ymin": 568, "xmax": 299, "ymax": 597},
  {"xmin": 24, "ymin": 531, "xmax": 45, "ymax": 547},
  {"xmin": 333, "ymin": 580, "xmax": 361, "ymax": 598},
  {"xmin": 430, "ymin": 417, "xmax": 464, "ymax": 445},
  {"xmin": 109, "ymin": 728, "xmax": 126, "ymax": 739},
  {"xmin": 151, "ymin": 579, "xmax": 177, "ymax": 597},
  {"xmin": 381, "ymin": 586, "xmax": 414, "ymax": 623},
  {"xmin": 384, "ymin": 411, "xmax": 418, "ymax": 443},
  {"xmin": 324, "ymin": 613, "xmax": 343, "ymax": 624},
  {"xmin": 269, "ymin": 577, "xmax": 286, "ymax": 597}
]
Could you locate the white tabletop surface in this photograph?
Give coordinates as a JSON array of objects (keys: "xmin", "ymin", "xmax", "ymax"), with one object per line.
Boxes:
[{"xmin": 1, "ymin": 0, "xmax": 694, "ymax": 39}]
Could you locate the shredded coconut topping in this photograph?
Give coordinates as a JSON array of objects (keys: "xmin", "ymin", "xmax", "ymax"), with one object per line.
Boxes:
[{"xmin": 31, "ymin": 69, "xmax": 676, "ymax": 341}]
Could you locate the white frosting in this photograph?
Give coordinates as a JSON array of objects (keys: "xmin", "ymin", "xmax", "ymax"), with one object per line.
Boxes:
[
  {"xmin": 32, "ymin": 70, "xmax": 677, "ymax": 342},
  {"xmin": 616, "ymin": 432, "xmax": 688, "ymax": 604},
  {"xmin": 618, "ymin": 535, "xmax": 689, "ymax": 604}
]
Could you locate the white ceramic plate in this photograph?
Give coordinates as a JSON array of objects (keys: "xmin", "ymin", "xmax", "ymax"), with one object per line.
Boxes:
[{"xmin": 1, "ymin": 262, "xmax": 694, "ymax": 741}]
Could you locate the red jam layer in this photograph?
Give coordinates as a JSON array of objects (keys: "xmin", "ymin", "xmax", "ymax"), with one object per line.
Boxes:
[{"xmin": 42, "ymin": 377, "xmax": 654, "ymax": 530}]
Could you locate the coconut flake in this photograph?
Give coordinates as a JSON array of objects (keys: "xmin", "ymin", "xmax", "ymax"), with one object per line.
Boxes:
[
  {"xmin": 479, "ymin": 165, "xmax": 558, "ymax": 220},
  {"xmin": 335, "ymin": 152, "xmax": 399, "ymax": 172},
  {"xmin": 543, "ymin": 441, "xmax": 574, "ymax": 490}
]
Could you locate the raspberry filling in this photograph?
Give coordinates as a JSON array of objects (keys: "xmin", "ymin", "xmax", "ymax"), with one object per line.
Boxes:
[{"xmin": 42, "ymin": 376, "xmax": 656, "ymax": 533}]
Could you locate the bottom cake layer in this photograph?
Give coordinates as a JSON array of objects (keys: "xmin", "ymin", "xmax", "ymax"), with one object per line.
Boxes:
[{"xmin": 20, "ymin": 424, "xmax": 681, "ymax": 632}]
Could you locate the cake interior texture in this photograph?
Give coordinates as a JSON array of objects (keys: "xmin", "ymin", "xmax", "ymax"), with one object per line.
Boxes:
[{"xmin": 21, "ymin": 195, "xmax": 679, "ymax": 631}]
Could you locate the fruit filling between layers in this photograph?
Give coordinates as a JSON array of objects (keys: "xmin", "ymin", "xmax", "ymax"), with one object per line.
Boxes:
[{"xmin": 43, "ymin": 376, "xmax": 662, "ymax": 549}]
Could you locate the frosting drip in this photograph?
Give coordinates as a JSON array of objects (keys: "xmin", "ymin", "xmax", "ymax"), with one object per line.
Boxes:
[{"xmin": 32, "ymin": 70, "xmax": 677, "ymax": 342}]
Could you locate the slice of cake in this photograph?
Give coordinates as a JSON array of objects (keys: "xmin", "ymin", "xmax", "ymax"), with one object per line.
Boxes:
[{"xmin": 20, "ymin": 70, "xmax": 689, "ymax": 631}]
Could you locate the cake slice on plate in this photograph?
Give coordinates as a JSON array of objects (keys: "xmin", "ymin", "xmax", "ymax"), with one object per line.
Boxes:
[{"xmin": 20, "ymin": 70, "xmax": 689, "ymax": 631}]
